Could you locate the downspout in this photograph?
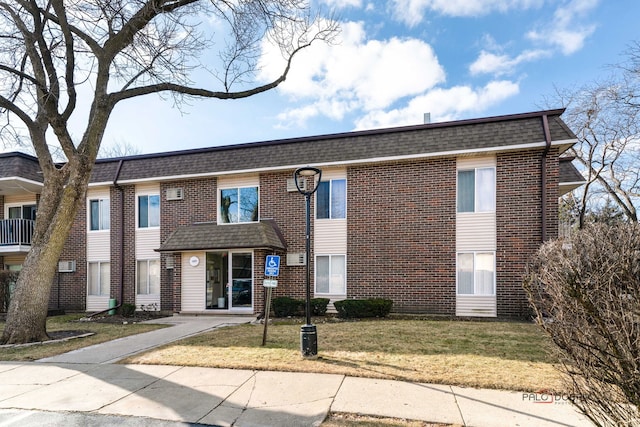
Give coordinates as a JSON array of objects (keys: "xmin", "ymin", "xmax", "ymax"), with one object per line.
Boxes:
[
  {"xmin": 88, "ymin": 159, "xmax": 125, "ymax": 318},
  {"xmin": 541, "ymin": 115, "xmax": 552, "ymax": 242}
]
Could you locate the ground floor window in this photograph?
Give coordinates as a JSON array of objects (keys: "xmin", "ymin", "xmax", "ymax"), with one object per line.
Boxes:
[
  {"xmin": 457, "ymin": 252, "xmax": 495, "ymax": 295},
  {"xmin": 88, "ymin": 261, "xmax": 110, "ymax": 296},
  {"xmin": 315, "ymin": 254, "xmax": 346, "ymax": 294},
  {"xmin": 137, "ymin": 259, "xmax": 160, "ymax": 295}
]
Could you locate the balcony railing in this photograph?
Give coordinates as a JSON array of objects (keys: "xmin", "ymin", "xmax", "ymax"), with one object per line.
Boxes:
[{"xmin": 0, "ymin": 219, "xmax": 35, "ymax": 246}]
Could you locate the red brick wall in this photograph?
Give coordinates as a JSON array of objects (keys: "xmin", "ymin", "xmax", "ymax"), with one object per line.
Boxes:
[
  {"xmin": 160, "ymin": 179, "xmax": 216, "ymax": 312},
  {"xmin": 55, "ymin": 148, "xmax": 560, "ymax": 318},
  {"xmin": 347, "ymin": 159, "xmax": 457, "ymax": 314},
  {"xmin": 496, "ymin": 147, "xmax": 559, "ymax": 317},
  {"xmin": 56, "ymin": 196, "xmax": 87, "ymax": 311},
  {"xmin": 260, "ymin": 171, "xmax": 308, "ymax": 304}
]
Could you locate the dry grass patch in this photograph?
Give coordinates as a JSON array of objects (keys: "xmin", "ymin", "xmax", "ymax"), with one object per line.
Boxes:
[
  {"xmin": 124, "ymin": 319, "xmax": 563, "ymax": 392},
  {"xmin": 0, "ymin": 314, "xmax": 166, "ymax": 361},
  {"xmin": 323, "ymin": 413, "xmax": 456, "ymax": 426}
]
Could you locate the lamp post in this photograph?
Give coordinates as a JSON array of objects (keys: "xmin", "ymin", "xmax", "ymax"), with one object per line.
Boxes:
[{"xmin": 294, "ymin": 166, "xmax": 322, "ymax": 358}]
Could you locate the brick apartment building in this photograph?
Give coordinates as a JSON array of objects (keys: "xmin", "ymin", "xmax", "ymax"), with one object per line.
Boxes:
[{"xmin": 0, "ymin": 109, "xmax": 584, "ymax": 318}]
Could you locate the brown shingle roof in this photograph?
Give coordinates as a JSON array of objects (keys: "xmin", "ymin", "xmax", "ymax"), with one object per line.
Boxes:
[
  {"xmin": 91, "ymin": 109, "xmax": 577, "ymax": 184},
  {"xmin": 157, "ymin": 220, "xmax": 286, "ymax": 252},
  {"xmin": 0, "ymin": 152, "xmax": 43, "ymax": 183}
]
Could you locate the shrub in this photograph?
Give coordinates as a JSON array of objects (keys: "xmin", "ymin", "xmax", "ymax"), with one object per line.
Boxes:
[
  {"xmin": 272, "ymin": 296, "xmax": 303, "ymax": 317},
  {"xmin": 524, "ymin": 223, "xmax": 640, "ymax": 426},
  {"xmin": 333, "ymin": 298, "xmax": 393, "ymax": 319},
  {"xmin": 310, "ymin": 298, "xmax": 330, "ymax": 316},
  {"xmin": 120, "ymin": 303, "xmax": 136, "ymax": 317}
]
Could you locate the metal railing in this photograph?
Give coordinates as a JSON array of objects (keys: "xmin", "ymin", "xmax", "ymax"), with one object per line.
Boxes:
[{"xmin": 0, "ymin": 219, "xmax": 35, "ymax": 246}]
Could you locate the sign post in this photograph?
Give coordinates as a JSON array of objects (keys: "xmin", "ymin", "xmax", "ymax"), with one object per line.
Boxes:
[{"xmin": 262, "ymin": 256, "xmax": 280, "ymax": 346}]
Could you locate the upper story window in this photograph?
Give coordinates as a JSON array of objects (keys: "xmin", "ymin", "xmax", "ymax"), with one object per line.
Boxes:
[
  {"xmin": 317, "ymin": 179, "xmax": 346, "ymax": 219},
  {"xmin": 89, "ymin": 199, "xmax": 110, "ymax": 231},
  {"xmin": 220, "ymin": 186, "xmax": 259, "ymax": 224},
  {"xmin": 138, "ymin": 194, "xmax": 160, "ymax": 228},
  {"xmin": 457, "ymin": 167, "xmax": 495, "ymax": 213}
]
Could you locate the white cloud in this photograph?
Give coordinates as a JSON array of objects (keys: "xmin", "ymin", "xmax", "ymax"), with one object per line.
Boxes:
[
  {"xmin": 259, "ymin": 21, "xmax": 446, "ymax": 127},
  {"xmin": 469, "ymin": 49, "xmax": 549, "ymax": 76},
  {"xmin": 354, "ymin": 80, "xmax": 520, "ymax": 129},
  {"xmin": 391, "ymin": 0, "xmax": 543, "ymax": 26},
  {"xmin": 321, "ymin": 0, "xmax": 362, "ymax": 8},
  {"xmin": 527, "ymin": 0, "xmax": 598, "ymax": 55}
]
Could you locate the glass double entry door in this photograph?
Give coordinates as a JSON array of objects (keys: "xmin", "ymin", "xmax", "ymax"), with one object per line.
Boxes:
[{"xmin": 205, "ymin": 251, "xmax": 253, "ymax": 310}]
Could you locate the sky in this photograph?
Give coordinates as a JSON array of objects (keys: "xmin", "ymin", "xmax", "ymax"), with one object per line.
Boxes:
[{"xmin": 99, "ymin": 0, "xmax": 639, "ymax": 155}]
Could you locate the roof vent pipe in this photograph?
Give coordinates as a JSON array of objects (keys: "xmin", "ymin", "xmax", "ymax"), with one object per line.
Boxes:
[{"xmin": 423, "ymin": 113, "xmax": 431, "ymax": 124}]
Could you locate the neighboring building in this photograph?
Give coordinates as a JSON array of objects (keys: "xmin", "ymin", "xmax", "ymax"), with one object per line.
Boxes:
[{"xmin": 0, "ymin": 109, "xmax": 584, "ymax": 318}]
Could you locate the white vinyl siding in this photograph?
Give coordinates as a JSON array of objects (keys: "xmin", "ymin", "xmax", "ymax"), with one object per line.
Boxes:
[
  {"xmin": 86, "ymin": 188, "xmax": 111, "ymax": 312},
  {"xmin": 456, "ymin": 295, "xmax": 497, "ymax": 317},
  {"xmin": 135, "ymin": 184, "xmax": 160, "ymax": 309},
  {"xmin": 314, "ymin": 219, "xmax": 347, "ymax": 253},
  {"xmin": 313, "ymin": 169, "xmax": 347, "ymax": 305},
  {"xmin": 4, "ymin": 194, "xmax": 36, "ymax": 207},
  {"xmin": 181, "ymin": 252, "xmax": 206, "ymax": 312},
  {"xmin": 456, "ymin": 212, "xmax": 496, "ymax": 251},
  {"xmin": 456, "ymin": 157, "xmax": 497, "ymax": 318}
]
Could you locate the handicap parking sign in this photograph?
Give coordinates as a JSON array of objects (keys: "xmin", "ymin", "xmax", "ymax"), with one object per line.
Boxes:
[{"xmin": 264, "ymin": 255, "xmax": 280, "ymax": 277}]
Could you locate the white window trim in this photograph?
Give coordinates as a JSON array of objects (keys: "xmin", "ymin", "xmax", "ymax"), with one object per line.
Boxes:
[
  {"xmin": 456, "ymin": 251, "xmax": 496, "ymax": 296},
  {"xmin": 314, "ymin": 254, "xmax": 347, "ymax": 295},
  {"xmin": 87, "ymin": 261, "xmax": 110, "ymax": 296},
  {"xmin": 5, "ymin": 202, "xmax": 37, "ymax": 219},
  {"xmin": 217, "ymin": 185, "xmax": 260, "ymax": 224},
  {"xmin": 87, "ymin": 198, "xmax": 110, "ymax": 232},
  {"xmin": 136, "ymin": 193, "xmax": 161, "ymax": 230},
  {"xmin": 457, "ymin": 167, "xmax": 496, "ymax": 214},
  {"xmin": 315, "ymin": 178, "xmax": 347, "ymax": 221},
  {"xmin": 136, "ymin": 259, "xmax": 160, "ymax": 295}
]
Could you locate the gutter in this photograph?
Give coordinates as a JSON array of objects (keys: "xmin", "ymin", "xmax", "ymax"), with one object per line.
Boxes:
[{"xmin": 541, "ymin": 115, "xmax": 552, "ymax": 242}]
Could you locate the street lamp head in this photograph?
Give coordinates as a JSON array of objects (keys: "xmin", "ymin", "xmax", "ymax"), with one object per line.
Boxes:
[{"xmin": 294, "ymin": 167, "xmax": 322, "ymax": 196}]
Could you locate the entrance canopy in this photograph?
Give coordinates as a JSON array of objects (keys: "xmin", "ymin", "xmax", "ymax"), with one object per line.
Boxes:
[{"xmin": 156, "ymin": 220, "xmax": 286, "ymax": 252}]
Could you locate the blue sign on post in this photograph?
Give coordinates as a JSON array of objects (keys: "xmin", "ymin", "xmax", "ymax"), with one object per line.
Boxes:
[{"xmin": 264, "ymin": 255, "xmax": 280, "ymax": 277}]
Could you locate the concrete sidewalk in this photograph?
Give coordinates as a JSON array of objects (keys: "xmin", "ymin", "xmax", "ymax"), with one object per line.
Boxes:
[
  {"xmin": 0, "ymin": 315, "xmax": 593, "ymax": 426},
  {"xmin": 37, "ymin": 315, "xmax": 252, "ymax": 364}
]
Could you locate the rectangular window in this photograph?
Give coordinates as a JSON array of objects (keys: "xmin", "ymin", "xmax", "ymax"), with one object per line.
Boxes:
[
  {"xmin": 89, "ymin": 199, "xmax": 110, "ymax": 231},
  {"xmin": 137, "ymin": 259, "xmax": 160, "ymax": 295},
  {"xmin": 315, "ymin": 255, "xmax": 346, "ymax": 294},
  {"xmin": 317, "ymin": 179, "xmax": 346, "ymax": 219},
  {"xmin": 457, "ymin": 168, "xmax": 495, "ymax": 213},
  {"xmin": 219, "ymin": 186, "xmax": 259, "ymax": 224},
  {"xmin": 138, "ymin": 195, "xmax": 160, "ymax": 228},
  {"xmin": 88, "ymin": 262, "xmax": 110, "ymax": 296},
  {"xmin": 457, "ymin": 252, "xmax": 495, "ymax": 295}
]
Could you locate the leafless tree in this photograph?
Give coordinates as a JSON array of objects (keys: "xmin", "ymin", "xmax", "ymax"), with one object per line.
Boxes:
[
  {"xmin": 523, "ymin": 223, "xmax": 640, "ymax": 426},
  {"xmin": 548, "ymin": 43, "xmax": 640, "ymax": 227},
  {"xmin": 98, "ymin": 140, "xmax": 141, "ymax": 158},
  {"xmin": 0, "ymin": 0, "xmax": 338, "ymax": 344}
]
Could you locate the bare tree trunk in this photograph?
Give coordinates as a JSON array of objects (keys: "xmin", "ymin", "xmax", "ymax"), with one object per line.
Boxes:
[{"xmin": 1, "ymin": 162, "xmax": 90, "ymax": 344}]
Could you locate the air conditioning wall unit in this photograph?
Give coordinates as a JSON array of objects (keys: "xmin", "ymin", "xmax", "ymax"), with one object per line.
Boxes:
[
  {"xmin": 166, "ymin": 188, "xmax": 184, "ymax": 200},
  {"xmin": 286, "ymin": 178, "xmax": 307, "ymax": 192},
  {"xmin": 286, "ymin": 252, "xmax": 306, "ymax": 266},
  {"xmin": 58, "ymin": 260, "xmax": 76, "ymax": 273}
]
